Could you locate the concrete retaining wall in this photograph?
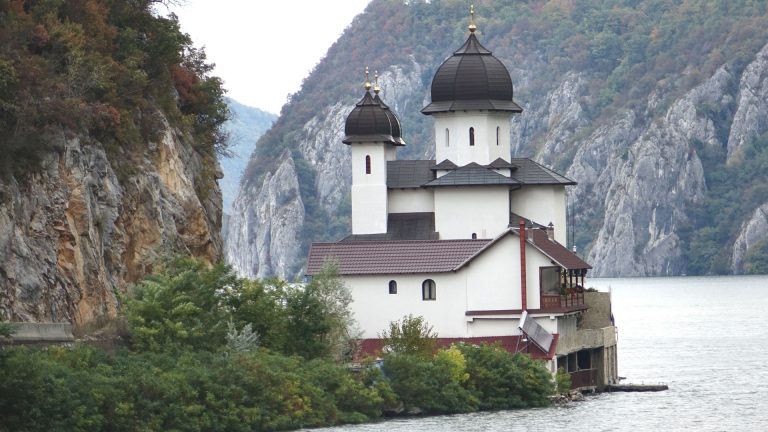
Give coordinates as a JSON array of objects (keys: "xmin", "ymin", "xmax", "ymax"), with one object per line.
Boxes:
[{"xmin": 0, "ymin": 323, "xmax": 75, "ymax": 344}]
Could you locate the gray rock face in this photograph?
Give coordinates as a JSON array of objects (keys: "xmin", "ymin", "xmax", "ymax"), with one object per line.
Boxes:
[
  {"xmin": 572, "ymin": 67, "xmax": 733, "ymax": 276},
  {"xmin": 224, "ymin": 150, "xmax": 304, "ymax": 279},
  {"xmin": 0, "ymin": 121, "xmax": 222, "ymax": 324},
  {"xmin": 727, "ymin": 43, "xmax": 768, "ymax": 162},
  {"xmin": 731, "ymin": 202, "xmax": 768, "ymax": 274}
]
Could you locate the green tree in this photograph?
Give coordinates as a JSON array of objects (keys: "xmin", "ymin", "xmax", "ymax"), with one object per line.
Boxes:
[
  {"xmin": 123, "ymin": 258, "xmax": 235, "ymax": 352},
  {"xmin": 379, "ymin": 314, "xmax": 437, "ymax": 358}
]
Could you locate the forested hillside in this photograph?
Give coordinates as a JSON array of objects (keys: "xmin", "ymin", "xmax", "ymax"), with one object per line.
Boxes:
[
  {"xmin": 0, "ymin": 0, "xmax": 228, "ymax": 323},
  {"xmin": 229, "ymin": 0, "xmax": 768, "ymax": 278}
]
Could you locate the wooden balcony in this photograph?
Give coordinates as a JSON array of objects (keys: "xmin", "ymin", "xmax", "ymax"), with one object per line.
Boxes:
[
  {"xmin": 570, "ymin": 368, "xmax": 598, "ymax": 389},
  {"xmin": 540, "ymin": 292, "xmax": 585, "ymax": 311}
]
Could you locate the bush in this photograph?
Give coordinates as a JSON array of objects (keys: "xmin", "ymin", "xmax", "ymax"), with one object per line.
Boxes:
[
  {"xmin": 0, "ymin": 321, "xmax": 16, "ymax": 338},
  {"xmin": 379, "ymin": 314, "xmax": 437, "ymax": 358},
  {"xmin": 0, "ymin": 346, "xmax": 391, "ymax": 432},
  {"xmin": 382, "ymin": 353, "xmax": 477, "ymax": 414},
  {"xmin": 457, "ymin": 343, "xmax": 554, "ymax": 410},
  {"xmin": 555, "ymin": 367, "xmax": 572, "ymax": 395}
]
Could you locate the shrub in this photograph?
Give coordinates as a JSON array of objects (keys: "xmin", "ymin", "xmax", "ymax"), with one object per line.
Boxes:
[
  {"xmin": 555, "ymin": 367, "xmax": 572, "ymax": 395},
  {"xmin": 379, "ymin": 314, "xmax": 437, "ymax": 358},
  {"xmin": 382, "ymin": 353, "xmax": 477, "ymax": 414},
  {"xmin": 457, "ymin": 343, "xmax": 554, "ymax": 410}
]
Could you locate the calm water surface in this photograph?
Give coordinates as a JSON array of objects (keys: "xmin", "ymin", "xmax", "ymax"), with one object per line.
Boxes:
[{"xmin": 307, "ymin": 275, "xmax": 768, "ymax": 431}]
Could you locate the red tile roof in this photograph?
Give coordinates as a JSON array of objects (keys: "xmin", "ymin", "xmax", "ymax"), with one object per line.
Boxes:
[
  {"xmin": 527, "ymin": 228, "xmax": 592, "ymax": 270},
  {"xmin": 307, "ymin": 228, "xmax": 591, "ymax": 276},
  {"xmin": 307, "ymin": 239, "xmax": 490, "ymax": 275}
]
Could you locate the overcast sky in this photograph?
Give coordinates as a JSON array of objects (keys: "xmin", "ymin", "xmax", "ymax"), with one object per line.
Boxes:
[{"xmin": 167, "ymin": 0, "xmax": 372, "ymax": 114}]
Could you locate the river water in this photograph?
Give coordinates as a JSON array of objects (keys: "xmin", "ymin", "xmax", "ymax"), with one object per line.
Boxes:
[{"xmin": 307, "ymin": 275, "xmax": 768, "ymax": 431}]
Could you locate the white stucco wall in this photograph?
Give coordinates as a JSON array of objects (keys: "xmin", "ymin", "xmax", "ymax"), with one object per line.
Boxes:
[
  {"xmin": 465, "ymin": 318, "xmax": 521, "ymax": 337},
  {"xmin": 345, "ymin": 272, "xmax": 468, "ymax": 339},
  {"xmin": 510, "ymin": 185, "xmax": 567, "ymax": 244},
  {"xmin": 351, "ymin": 143, "xmax": 396, "ymax": 234},
  {"xmin": 432, "ymin": 112, "xmax": 513, "ymax": 165},
  {"xmin": 464, "ymin": 234, "xmax": 554, "ymax": 312},
  {"xmin": 464, "ymin": 315, "xmax": 557, "ymax": 339},
  {"xmin": 465, "ymin": 235, "xmax": 519, "ymax": 311},
  {"xmin": 388, "ymin": 189, "xmax": 435, "ymax": 213},
  {"xmin": 343, "ymin": 235, "xmax": 569, "ymax": 340},
  {"xmin": 434, "ymin": 186, "xmax": 509, "ymax": 239}
]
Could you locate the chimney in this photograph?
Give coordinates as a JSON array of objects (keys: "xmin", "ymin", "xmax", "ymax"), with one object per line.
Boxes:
[
  {"xmin": 519, "ymin": 219, "xmax": 527, "ymax": 311},
  {"xmin": 546, "ymin": 222, "xmax": 555, "ymax": 241}
]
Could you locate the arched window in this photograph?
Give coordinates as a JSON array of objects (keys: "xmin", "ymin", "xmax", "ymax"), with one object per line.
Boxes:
[
  {"xmin": 389, "ymin": 280, "xmax": 397, "ymax": 294},
  {"xmin": 445, "ymin": 128, "xmax": 450, "ymax": 147},
  {"xmin": 469, "ymin": 127, "xmax": 475, "ymax": 146},
  {"xmin": 496, "ymin": 126, "xmax": 500, "ymax": 146},
  {"xmin": 471, "ymin": 233, "xmax": 477, "ymax": 239},
  {"xmin": 365, "ymin": 155, "xmax": 371, "ymax": 174},
  {"xmin": 422, "ymin": 279, "xmax": 436, "ymax": 300}
]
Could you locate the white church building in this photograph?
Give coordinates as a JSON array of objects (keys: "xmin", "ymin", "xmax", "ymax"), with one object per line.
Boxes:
[{"xmin": 307, "ymin": 11, "xmax": 618, "ymax": 389}]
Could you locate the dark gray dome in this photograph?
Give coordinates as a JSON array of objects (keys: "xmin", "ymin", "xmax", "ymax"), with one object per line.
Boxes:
[
  {"xmin": 343, "ymin": 90, "xmax": 405, "ymax": 146},
  {"xmin": 422, "ymin": 33, "xmax": 522, "ymax": 115}
]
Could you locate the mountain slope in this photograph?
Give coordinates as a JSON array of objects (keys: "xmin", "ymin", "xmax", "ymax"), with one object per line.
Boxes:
[
  {"xmin": 219, "ymin": 99, "xmax": 276, "ymax": 215},
  {"xmin": 228, "ymin": 0, "xmax": 768, "ymax": 279}
]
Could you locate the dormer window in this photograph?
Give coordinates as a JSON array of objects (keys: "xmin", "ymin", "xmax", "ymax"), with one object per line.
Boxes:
[
  {"xmin": 469, "ymin": 127, "xmax": 475, "ymax": 146},
  {"xmin": 445, "ymin": 128, "xmax": 450, "ymax": 147},
  {"xmin": 365, "ymin": 155, "xmax": 371, "ymax": 174}
]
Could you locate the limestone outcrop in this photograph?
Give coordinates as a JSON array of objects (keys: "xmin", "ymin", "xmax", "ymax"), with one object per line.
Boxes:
[
  {"xmin": 0, "ymin": 121, "xmax": 222, "ymax": 324},
  {"xmin": 225, "ymin": 150, "xmax": 304, "ymax": 279}
]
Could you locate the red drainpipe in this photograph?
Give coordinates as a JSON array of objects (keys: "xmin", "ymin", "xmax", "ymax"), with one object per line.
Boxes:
[{"xmin": 519, "ymin": 219, "xmax": 527, "ymax": 311}]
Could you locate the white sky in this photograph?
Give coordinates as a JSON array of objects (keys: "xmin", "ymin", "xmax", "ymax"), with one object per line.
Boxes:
[{"xmin": 167, "ymin": 0, "xmax": 372, "ymax": 114}]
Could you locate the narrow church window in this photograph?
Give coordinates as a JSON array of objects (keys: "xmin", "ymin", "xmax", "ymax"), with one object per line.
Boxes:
[
  {"xmin": 472, "ymin": 233, "xmax": 477, "ymax": 239},
  {"xmin": 496, "ymin": 126, "xmax": 500, "ymax": 145},
  {"xmin": 365, "ymin": 155, "xmax": 371, "ymax": 174},
  {"xmin": 389, "ymin": 280, "xmax": 397, "ymax": 294},
  {"xmin": 422, "ymin": 279, "xmax": 436, "ymax": 300},
  {"xmin": 445, "ymin": 128, "xmax": 450, "ymax": 147},
  {"xmin": 469, "ymin": 127, "xmax": 475, "ymax": 146}
]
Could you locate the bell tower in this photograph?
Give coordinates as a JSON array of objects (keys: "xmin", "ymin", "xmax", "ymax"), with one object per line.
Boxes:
[
  {"xmin": 422, "ymin": 5, "xmax": 522, "ymax": 166},
  {"xmin": 343, "ymin": 69, "xmax": 406, "ymax": 235}
]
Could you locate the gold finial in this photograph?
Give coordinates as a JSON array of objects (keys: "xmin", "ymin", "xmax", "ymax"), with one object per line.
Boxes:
[
  {"xmin": 468, "ymin": 4, "xmax": 477, "ymax": 33},
  {"xmin": 364, "ymin": 66, "xmax": 372, "ymax": 91},
  {"xmin": 373, "ymin": 70, "xmax": 381, "ymax": 94}
]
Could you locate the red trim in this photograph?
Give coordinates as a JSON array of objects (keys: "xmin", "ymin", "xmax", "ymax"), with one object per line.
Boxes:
[
  {"xmin": 519, "ymin": 219, "xmax": 527, "ymax": 311},
  {"xmin": 359, "ymin": 335, "xmax": 559, "ymax": 360}
]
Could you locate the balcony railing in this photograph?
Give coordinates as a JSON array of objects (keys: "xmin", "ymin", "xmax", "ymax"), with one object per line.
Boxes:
[
  {"xmin": 540, "ymin": 292, "xmax": 585, "ymax": 310},
  {"xmin": 570, "ymin": 368, "xmax": 598, "ymax": 389}
]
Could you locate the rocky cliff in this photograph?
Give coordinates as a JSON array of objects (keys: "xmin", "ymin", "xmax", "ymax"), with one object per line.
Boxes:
[
  {"xmin": 0, "ymin": 0, "xmax": 228, "ymax": 323},
  {"xmin": 228, "ymin": 0, "xmax": 768, "ymax": 278},
  {"xmin": 219, "ymin": 99, "xmax": 276, "ymax": 215},
  {"xmin": 0, "ymin": 120, "xmax": 222, "ymax": 324}
]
